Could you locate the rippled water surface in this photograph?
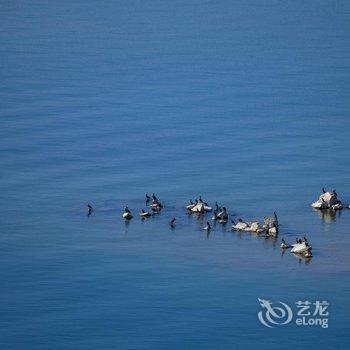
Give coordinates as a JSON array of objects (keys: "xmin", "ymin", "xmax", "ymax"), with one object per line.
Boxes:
[{"xmin": 1, "ymin": 1, "xmax": 350, "ymax": 349}]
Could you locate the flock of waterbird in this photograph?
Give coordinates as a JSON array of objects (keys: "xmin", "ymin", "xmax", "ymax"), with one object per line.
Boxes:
[{"xmin": 86, "ymin": 188, "xmax": 348, "ymax": 260}]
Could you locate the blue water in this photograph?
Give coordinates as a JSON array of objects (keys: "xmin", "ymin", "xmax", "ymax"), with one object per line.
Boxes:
[{"xmin": 1, "ymin": 1, "xmax": 350, "ymax": 349}]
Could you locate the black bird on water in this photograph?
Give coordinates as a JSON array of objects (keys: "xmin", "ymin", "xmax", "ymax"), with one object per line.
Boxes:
[
  {"xmin": 204, "ymin": 221, "xmax": 211, "ymax": 231},
  {"xmin": 170, "ymin": 218, "xmax": 176, "ymax": 227},
  {"xmin": 87, "ymin": 203, "xmax": 93, "ymax": 216}
]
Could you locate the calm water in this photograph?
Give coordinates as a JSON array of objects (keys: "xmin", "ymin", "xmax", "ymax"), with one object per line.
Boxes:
[{"xmin": 1, "ymin": 1, "xmax": 350, "ymax": 349}]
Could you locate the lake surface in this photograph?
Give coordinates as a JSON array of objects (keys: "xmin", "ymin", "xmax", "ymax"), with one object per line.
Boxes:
[{"xmin": 1, "ymin": 1, "xmax": 350, "ymax": 349}]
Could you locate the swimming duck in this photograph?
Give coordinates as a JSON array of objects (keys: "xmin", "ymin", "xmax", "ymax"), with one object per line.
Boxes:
[
  {"xmin": 151, "ymin": 199, "xmax": 163, "ymax": 211},
  {"xmin": 203, "ymin": 221, "xmax": 211, "ymax": 231},
  {"xmin": 123, "ymin": 206, "xmax": 133, "ymax": 219},
  {"xmin": 304, "ymin": 250, "xmax": 313, "ymax": 258},
  {"xmin": 139, "ymin": 209, "xmax": 151, "ymax": 218},
  {"xmin": 203, "ymin": 203, "xmax": 213, "ymax": 212},
  {"xmin": 217, "ymin": 207, "xmax": 228, "ymax": 220},
  {"xmin": 280, "ymin": 238, "xmax": 289, "ymax": 249},
  {"xmin": 87, "ymin": 203, "xmax": 93, "ymax": 216},
  {"xmin": 169, "ymin": 217, "xmax": 176, "ymax": 227}
]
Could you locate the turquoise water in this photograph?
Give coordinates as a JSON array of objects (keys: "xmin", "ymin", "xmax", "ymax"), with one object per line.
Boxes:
[{"xmin": 1, "ymin": 1, "xmax": 350, "ymax": 349}]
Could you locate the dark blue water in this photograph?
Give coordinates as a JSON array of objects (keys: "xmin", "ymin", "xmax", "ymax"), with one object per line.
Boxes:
[{"xmin": 1, "ymin": 1, "xmax": 350, "ymax": 349}]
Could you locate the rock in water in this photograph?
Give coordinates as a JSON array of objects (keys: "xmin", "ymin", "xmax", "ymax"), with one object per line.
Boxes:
[{"xmin": 311, "ymin": 191, "xmax": 343, "ymax": 210}]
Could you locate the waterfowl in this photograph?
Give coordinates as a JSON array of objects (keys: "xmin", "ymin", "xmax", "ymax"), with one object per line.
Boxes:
[
  {"xmin": 139, "ymin": 209, "xmax": 151, "ymax": 218},
  {"xmin": 215, "ymin": 202, "xmax": 219, "ymax": 211},
  {"xmin": 280, "ymin": 238, "xmax": 289, "ymax": 249},
  {"xmin": 203, "ymin": 221, "xmax": 211, "ymax": 231},
  {"xmin": 169, "ymin": 218, "xmax": 176, "ymax": 227},
  {"xmin": 123, "ymin": 206, "xmax": 133, "ymax": 219},
  {"xmin": 87, "ymin": 203, "xmax": 93, "ymax": 216},
  {"xmin": 203, "ymin": 204, "xmax": 213, "ymax": 212},
  {"xmin": 186, "ymin": 200, "xmax": 196, "ymax": 210},
  {"xmin": 145, "ymin": 194, "xmax": 151, "ymax": 202},
  {"xmin": 151, "ymin": 199, "xmax": 163, "ymax": 210},
  {"xmin": 217, "ymin": 207, "xmax": 228, "ymax": 220},
  {"xmin": 304, "ymin": 250, "xmax": 313, "ymax": 258}
]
